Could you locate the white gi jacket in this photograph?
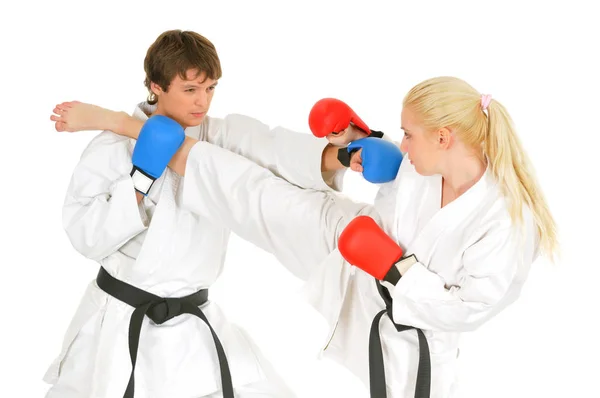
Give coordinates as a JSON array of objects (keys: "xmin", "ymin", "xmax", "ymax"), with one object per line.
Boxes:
[
  {"xmin": 43, "ymin": 103, "xmax": 342, "ymax": 398},
  {"xmin": 179, "ymin": 141, "xmax": 540, "ymax": 398}
]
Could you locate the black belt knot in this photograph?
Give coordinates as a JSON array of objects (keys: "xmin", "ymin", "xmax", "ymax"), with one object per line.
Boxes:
[
  {"xmin": 95, "ymin": 267, "xmax": 233, "ymax": 398},
  {"xmin": 147, "ymin": 297, "xmax": 184, "ymax": 324}
]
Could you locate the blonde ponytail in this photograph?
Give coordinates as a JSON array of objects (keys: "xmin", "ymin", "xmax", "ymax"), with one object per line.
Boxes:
[
  {"xmin": 403, "ymin": 76, "xmax": 558, "ymax": 259},
  {"xmin": 485, "ymin": 99, "xmax": 558, "ymax": 258}
]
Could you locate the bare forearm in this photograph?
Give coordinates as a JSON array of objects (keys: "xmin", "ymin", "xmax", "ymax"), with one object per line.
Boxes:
[
  {"xmin": 321, "ymin": 144, "xmax": 346, "ymax": 172},
  {"xmin": 168, "ymin": 137, "xmax": 199, "ymax": 176}
]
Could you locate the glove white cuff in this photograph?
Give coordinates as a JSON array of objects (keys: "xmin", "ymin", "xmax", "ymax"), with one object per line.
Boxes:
[
  {"xmin": 130, "ymin": 166, "xmax": 155, "ymax": 196},
  {"xmin": 395, "ymin": 254, "xmax": 418, "ymax": 277},
  {"xmin": 384, "ymin": 254, "xmax": 418, "ymax": 286}
]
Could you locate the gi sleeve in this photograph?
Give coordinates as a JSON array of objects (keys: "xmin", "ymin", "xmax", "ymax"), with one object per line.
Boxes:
[
  {"xmin": 389, "ymin": 216, "xmax": 538, "ymax": 332},
  {"xmin": 62, "ymin": 131, "xmax": 147, "ymax": 261}
]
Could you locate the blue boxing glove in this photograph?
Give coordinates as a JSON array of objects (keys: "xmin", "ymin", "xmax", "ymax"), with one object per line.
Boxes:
[
  {"xmin": 346, "ymin": 137, "xmax": 403, "ymax": 183},
  {"xmin": 130, "ymin": 115, "xmax": 185, "ymax": 195}
]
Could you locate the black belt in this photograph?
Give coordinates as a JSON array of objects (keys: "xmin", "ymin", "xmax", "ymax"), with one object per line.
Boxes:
[
  {"xmin": 369, "ymin": 279, "xmax": 431, "ymax": 398},
  {"xmin": 96, "ymin": 267, "xmax": 234, "ymax": 398}
]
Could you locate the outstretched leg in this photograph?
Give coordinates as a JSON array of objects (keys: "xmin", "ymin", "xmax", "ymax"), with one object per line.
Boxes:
[
  {"xmin": 50, "ymin": 101, "xmax": 130, "ymax": 134},
  {"xmin": 180, "ymin": 140, "xmax": 378, "ymax": 280}
]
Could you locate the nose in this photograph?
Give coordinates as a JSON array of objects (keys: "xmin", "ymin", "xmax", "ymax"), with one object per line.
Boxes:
[
  {"xmin": 196, "ymin": 91, "xmax": 209, "ymax": 109},
  {"xmin": 400, "ymin": 136, "xmax": 408, "ymax": 153}
]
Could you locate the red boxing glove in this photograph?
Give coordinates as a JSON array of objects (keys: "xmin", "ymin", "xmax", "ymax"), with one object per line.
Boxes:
[
  {"xmin": 338, "ymin": 216, "xmax": 415, "ymax": 285},
  {"xmin": 308, "ymin": 98, "xmax": 371, "ymax": 138}
]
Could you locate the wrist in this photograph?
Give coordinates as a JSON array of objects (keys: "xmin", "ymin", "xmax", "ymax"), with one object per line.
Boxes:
[{"xmin": 322, "ymin": 144, "xmax": 347, "ymax": 171}]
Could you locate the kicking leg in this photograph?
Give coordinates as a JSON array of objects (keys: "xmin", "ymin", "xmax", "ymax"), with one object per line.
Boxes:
[{"xmin": 180, "ymin": 141, "xmax": 378, "ymax": 280}]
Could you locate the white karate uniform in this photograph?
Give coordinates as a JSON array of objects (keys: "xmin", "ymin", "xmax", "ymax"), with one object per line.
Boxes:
[
  {"xmin": 179, "ymin": 141, "xmax": 540, "ymax": 397},
  {"xmin": 43, "ymin": 103, "xmax": 343, "ymax": 398}
]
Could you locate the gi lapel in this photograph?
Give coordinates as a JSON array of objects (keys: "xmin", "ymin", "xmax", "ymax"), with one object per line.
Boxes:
[{"xmin": 404, "ymin": 167, "xmax": 495, "ymax": 267}]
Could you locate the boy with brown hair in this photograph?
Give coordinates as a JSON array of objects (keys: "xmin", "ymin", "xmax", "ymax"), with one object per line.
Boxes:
[{"xmin": 45, "ymin": 29, "xmax": 343, "ymax": 398}]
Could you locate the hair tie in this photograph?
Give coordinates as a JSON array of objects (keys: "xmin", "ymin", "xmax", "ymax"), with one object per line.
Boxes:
[{"xmin": 481, "ymin": 94, "xmax": 492, "ymax": 111}]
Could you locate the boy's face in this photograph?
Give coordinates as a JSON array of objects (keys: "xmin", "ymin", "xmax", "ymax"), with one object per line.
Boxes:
[{"xmin": 152, "ymin": 69, "xmax": 218, "ymax": 128}]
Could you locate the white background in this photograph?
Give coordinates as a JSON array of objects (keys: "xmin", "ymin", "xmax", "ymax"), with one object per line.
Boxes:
[{"xmin": 1, "ymin": 0, "xmax": 598, "ymax": 397}]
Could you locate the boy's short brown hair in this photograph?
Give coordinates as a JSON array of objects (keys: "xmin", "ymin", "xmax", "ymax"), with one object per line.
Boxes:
[{"xmin": 144, "ymin": 30, "xmax": 222, "ymax": 104}]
